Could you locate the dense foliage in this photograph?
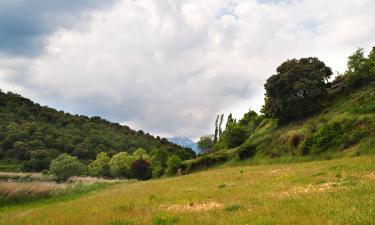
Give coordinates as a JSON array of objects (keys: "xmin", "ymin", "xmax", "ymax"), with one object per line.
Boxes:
[
  {"xmin": 0, "ymin": 92, "xmax": 195, "ymax": 171},
  {"xmin": 88, "ymin": 152, "xmax": 110, "ymax": 177},
  {"xmin": 262, "ymin": 57, "xmax": 332, "ymax": 123},
  {"xmin": 49, "ymin": 153, "xmax": 86, "ymax": 182},
  {"xmin": 130, "ymin": 158, "xmax": 151, "ymax": 180}
]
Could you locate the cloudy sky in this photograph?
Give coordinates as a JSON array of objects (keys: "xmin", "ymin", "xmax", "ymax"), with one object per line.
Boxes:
[{"xmin": 0, "ymin": 0, "xmax": 374, "ymax": 140}]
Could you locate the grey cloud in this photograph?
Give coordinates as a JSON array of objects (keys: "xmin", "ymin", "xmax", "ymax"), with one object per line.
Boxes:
[{"xmin": 0, "ymin": 0, "xmax": 117, "ymax": 56}]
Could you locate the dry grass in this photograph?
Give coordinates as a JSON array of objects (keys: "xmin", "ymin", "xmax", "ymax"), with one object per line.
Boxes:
[
  {"xmin": 0, "ymin": 176, "xmax": 119, "ymax": 205},
  {"xmin": 0, "ymin": 172, "xmax": 46, "ymax": 182},
  {"xmin": 67, "ymin": 176, "xmax": 121, "ymax": 184},
  {"xmin": 161, "ymin": 201, "xmax": 223, "ymax": 212},
  {"xmin": 0, "ymin": 181, "xmax": 65, "ymax": 201}
]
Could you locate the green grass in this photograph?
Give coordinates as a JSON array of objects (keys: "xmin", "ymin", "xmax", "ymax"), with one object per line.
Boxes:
[{"xmin": 1, "ymin": 155, "xmax": 375, "ymax": 224}]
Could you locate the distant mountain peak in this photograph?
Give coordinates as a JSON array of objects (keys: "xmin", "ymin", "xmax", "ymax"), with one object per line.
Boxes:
[{"xmin": 168, "ymin": 136, "xmax": 201, "ymax": 153}]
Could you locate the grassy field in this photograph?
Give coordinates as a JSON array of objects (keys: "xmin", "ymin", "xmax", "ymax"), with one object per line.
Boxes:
[{"xmin": 0, "ymin": 156, "xmax": 375, "ymax": 225}]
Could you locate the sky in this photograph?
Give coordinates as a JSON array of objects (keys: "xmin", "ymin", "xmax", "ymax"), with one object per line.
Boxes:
[{"xmin": 0, "ymin": 0, "xmax": 374, "ymax": 140}]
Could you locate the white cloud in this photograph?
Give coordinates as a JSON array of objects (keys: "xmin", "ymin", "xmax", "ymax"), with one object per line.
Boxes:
[{"xmin": 1, "ymin": 0, "xmax": 375, "ymax": 139}]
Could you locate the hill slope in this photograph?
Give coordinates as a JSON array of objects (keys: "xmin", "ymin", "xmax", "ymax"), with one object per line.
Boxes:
[
  {"xmin": 0, "ymin": 91, "xmax": 195, "ymax": 171},
  {"xmin": 1, "ymin": 156, "xmax": 375, "ymax": 224},
  {"xmin": 183, "ymin": 81, "xmax": 375, "ymax": 172}
]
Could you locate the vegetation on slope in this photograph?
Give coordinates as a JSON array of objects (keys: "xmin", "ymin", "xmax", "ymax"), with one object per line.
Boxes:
[
  {"xmin": 0, "ymin": 92, "xmax": 195, "ymax": 172},
  {"xmin": 192, "ymin": 47, "xmax": 375, "ymax": 172}
]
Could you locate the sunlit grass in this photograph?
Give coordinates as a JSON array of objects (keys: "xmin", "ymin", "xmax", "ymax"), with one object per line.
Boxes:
[{"xmin": 1, "ymin": 155, "xmax": 375, "ymax": 224}]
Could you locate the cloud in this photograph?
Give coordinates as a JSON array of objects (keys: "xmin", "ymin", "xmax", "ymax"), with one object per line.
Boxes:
[
  {"xmin": 0, "ymin": 0, "xmax": 375, "ymax": 139},
  {"xmin": 0, "ymin": 0, "xmax": 117, "ymax": 56}
]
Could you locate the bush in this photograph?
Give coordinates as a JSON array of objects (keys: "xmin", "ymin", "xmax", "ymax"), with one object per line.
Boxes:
[
  {"xmin": 237, "ymin": 142, "xmax": 256, "ymax": 160},
  {"xmin": 152, "ymin": 165, "xmax": 165, "ymax": 178},
  {"xmin": 49, "ymin": 153, "xmax": 86, "ymax": 182},
  {"xmin": 131, "ymin": 159, "xmax": 151, "ymax": 180},
  {"xmin": 222, "ymin": 124, "xmax": 248, "ymax": 148},
  {"xmin": 22, "ymin": 158, "xmax": 50, "ymax": 172},
  {"xmin": 166, "ymin": 155, "xmax": 182, "ymax": 176},
  {"xmin": 109, "ymin": 152, "xmax": 134, "ymax": 178},
  {"xmin": 301, "ymin": 119, "xmax": 370, "ymax": 154},
  {"xmin": 88, "ymin": 152, "xmax": 110, "ymax": 177},
  {"xmin": 185, "ymin": 152, "xmax": 229, "ymax": 172}
]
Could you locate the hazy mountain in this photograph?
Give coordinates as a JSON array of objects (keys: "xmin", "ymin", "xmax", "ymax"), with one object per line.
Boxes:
[{"xmin": 168, "ymin": 136, "xmax": 201, "ymax": 153}]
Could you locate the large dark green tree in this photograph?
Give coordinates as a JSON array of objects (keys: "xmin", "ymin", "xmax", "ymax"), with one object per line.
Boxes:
[{"xmin": 262, "ymin": 57, "xmax": 332, "ymax": 123}]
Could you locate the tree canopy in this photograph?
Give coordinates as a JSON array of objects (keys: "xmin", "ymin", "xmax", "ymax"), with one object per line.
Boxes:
[
  {"xmin": 262, "ymin": 57, "xmax": 333, "ymax": 123},
  {"xmin": 49, "ymin": 153, "xmax": 86, "ymax": 182}
]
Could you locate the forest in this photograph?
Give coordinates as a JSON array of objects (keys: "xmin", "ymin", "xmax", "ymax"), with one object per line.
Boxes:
[{"xmin": 0, "ymin": 92, "xmax": 195, "ymax": 174}]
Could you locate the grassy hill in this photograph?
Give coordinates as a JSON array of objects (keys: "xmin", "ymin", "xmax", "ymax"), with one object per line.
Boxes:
[
  {"xmin": 1, "ymin": 155, "xmax": 375, "ymax": 224},
  {"xmin": 184, "ymin": 80, "xmax": 375, "ymax": 173},
  {"xmin": 0, "ymin": 91, "xmax": 195, "ymax": 171}
]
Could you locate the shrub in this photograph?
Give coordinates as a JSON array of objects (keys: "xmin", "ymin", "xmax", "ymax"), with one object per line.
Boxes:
[
  {"xmin": 301, "ymin": 119, "xmax": 370, "ymax": 154},
  {"xmin": 237, "ymin": 142, "xmax": 256, "ymax": 160},
  {"xmin": 109, "ymin": 152, "xmax": 134, "ymax": 178},
  {"xmin": 152, "ymin": 165, "xmax": 165, "ymax": 178},
  {"xmin": 130, "ymin": 159, "xmax": 151, "ymax": 180},
  {"xmin": 22, "ymin": 158, "xmax": 50, "ymax": 172},
  {"xmin": 222, "ymin": 124, "xmax": 248, "ymax": 148},
  {"xmin": 88, "ymin": 152, "xmax": 110, "ymax": 177},
  {"xmin": 49, "ymin": 153, "xmax": 86, "ymax": 182},
  {"xmin": 166, "ymin": 155, "xmax": 182, "ymax": 176},
  {"xmin": 185, "ymin": 152, "xmax": 229, "ymax": 172}
]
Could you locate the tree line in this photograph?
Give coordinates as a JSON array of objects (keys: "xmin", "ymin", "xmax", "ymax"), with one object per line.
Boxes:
[{"xmin": 49, "ymin": 147, "xmax": 183, "ymax": 182}]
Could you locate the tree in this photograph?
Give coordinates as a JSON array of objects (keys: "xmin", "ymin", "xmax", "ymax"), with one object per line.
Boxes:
[
  {"xmin": 214, "ymin": 115, "xmax": 219, "ymax": 143},
  {"xmin": 219, "ymin": 114, "xmax": 224, "ymax": 136},
  {"xmin": 226, "ymin": 113, "xmax": 234, "ymax": 128},
  {"xmin": 197, "ymin": 135, "xmax": 214, "ymax": 153},
  {"xmin": 131, "ymin": 158, "xmax": 151, "ymax": 180},
  {"xmin": 263, "ymin": 57, "xmax": 332, "ymax": 123},
  {"xmin": 369, "ymin": 47, "xmax": 375, "ymax": 74},
  {"xmin": 152, "ymin": 165, "xmax": 165, "ymax": 178},
  {"xmin": 13, "ymin": 141, "xmax": 30, "ymax": 160},
  {"xmin": 49, "ymin": 153, "xmax": 86, "ymax": 182},
  {"xmin": 88, "ymin": 152, "xmax": 110, "ymax": 177},
  {"xmin": 223, "ymin": 123, "xmax": 248, "ymax": 148},
  {"xmin": 166, "ymin": 155, "xmax": 182, "ymax": 176},
  {"xmin": 150, "ymin": 148, "xmax": 169, "ymax": 167},
  {"xmin": 109, "ymin": 152, "xmax": 134, "ymax": 178},
  {"xmin": 345, "ymin": 48, "xmax": 375, "ymax": 89},
  {"xmin": 22, "ymin": 150, "xmax": 50, "ymax": 172},
  {"xmin": 132, "ymin": 148, "xmax": 149, "ymax": 160}
]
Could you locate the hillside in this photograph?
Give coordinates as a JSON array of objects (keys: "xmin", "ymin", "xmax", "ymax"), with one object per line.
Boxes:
[
  {"xmin": 186, "ymin": 49, "xmax": 375, "ymax": 172},
  {"xmin": 184, "ymin": 82, "xmax": 375, "ymax": 173},
  {"xmin": 1, "ymin": 156, "xmax": 375, "ymax": 224},
  {"xmin": 0, "ymin": 91, "xmax": 195, "ymax": 171}
]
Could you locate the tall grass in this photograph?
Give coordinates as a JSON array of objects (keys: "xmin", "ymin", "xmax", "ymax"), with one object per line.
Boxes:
[
  {"xmin": 0, "ymin": 181, "xmax": 64, "ymax": 204},
  {"xmin": 0, "ymin": 175, "xmax": 122, "ymax": 207}
]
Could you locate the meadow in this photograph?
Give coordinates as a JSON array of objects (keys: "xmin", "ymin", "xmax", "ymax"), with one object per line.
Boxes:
[{"xmin": 1, "ymin": 155, "xmax": 375, "ymax": 225}]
